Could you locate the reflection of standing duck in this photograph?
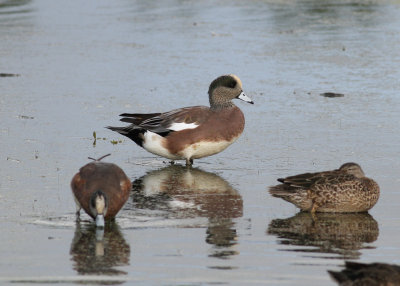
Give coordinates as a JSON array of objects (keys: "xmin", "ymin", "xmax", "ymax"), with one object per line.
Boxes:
[
  {"xmin": 129, "ymin": 165, "xmax": 243, "ymax": 260},
  {"xmin": 267, "ymin": 212, "xmax": 378, "ymax": 259},
  {"xmin": 329, "ymin": 261, "xmax": 400, "ymax": 286},
  {"xmin": 130, "ymin": 165, "xmax": 243, "ymax": 219},
  {"xmin": 70, "ymin": 223, "xmax": 130, "ymax": 276},
  {"xmin": 206, "ymin": 218, "xmax": 239, "ymax": 259},
  {"xmin": 269, "ymin": 163, "xmax": 380, "ymax": 213}
]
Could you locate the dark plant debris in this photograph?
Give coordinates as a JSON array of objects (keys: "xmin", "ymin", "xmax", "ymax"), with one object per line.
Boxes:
[
  {"xmin": 320, "ymin": 92, "xmax": 344, "ymax": 98},
  {"xmin": 0, "ymin": 73, "xmax": 20, "ymax": 77}
]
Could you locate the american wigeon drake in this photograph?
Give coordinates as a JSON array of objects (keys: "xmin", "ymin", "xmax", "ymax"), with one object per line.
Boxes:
[
  {"xmin": 269, "ymin": 162, "xmax": 380, "ymax": 213},
  {"xmin": 329, "ymin": 261, "xmax": 400, "ymax": 286},
  {"xmin": 71, "ymin": 154, "xmax": 131, "ymax": 227},
  {"xmin": 107, "ymin": 74, "xmax": 253, "ymax": 166}
]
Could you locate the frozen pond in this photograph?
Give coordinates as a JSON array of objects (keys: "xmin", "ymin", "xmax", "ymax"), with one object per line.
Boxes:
[{"xmin": 1, "ymin": 0, "xmax": 400, "ymax": 285}]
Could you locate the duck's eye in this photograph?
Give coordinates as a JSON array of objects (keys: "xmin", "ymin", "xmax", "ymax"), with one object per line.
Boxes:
[{"xmin": 228, "ymin": 80, "xmax": 237, "ymax": 88}]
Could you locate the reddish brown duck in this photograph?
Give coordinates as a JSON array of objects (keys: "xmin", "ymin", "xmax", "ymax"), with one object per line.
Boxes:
[{"xmin": 71, "ymin": 154, "xmax": 131, "ymax": 227}]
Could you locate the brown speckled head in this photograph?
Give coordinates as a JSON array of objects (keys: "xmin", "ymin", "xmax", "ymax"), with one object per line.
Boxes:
[
  {"xmin": 208, "ymin": 74, "xmax": 245, "ymax": 109},
  {"xmin": 339, "ymin": 162, "xmax": 365, "ymax": 178}
]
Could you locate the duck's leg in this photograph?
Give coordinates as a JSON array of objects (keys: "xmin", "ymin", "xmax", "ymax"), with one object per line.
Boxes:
[
  {"xmin": 310, "ymin": 193, "xmax": 327, "ymax": 218},
  {"xmin": 310, "ymin": 200, "xmax": 320, "ymax": 222},
  {"xmin": 311, "ymin": 202, "xmax": 319, "ymax": 213},
  {"xmin": 307, "ymin": 189, "xmax": 323, "ymax": 213},
  {"xmin": 185, "ymin": 158, "xmax": 193, "ymax": 167},
  {"xmin": 307, "ymin": 189, "xmax": 320, "ymax": 214},
  {"xmin": 74, "ymin": 197, "xmax": 82, "ymax": 221}
]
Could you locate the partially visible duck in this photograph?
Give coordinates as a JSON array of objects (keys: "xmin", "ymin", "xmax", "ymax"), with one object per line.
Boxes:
[{"xmin": 329, "ymin": 261, "xmax": 400, "ymax": 286}]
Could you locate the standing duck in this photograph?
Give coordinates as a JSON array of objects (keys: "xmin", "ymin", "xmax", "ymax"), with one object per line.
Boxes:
[{"xmin": 107, "ymin": 74, "xmax": 253, "ymax": 166}]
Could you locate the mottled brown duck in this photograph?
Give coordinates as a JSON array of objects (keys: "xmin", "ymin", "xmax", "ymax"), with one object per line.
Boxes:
[{"xmin": 269, "ymin": 163, "xmax": 379, "ymax": 213}]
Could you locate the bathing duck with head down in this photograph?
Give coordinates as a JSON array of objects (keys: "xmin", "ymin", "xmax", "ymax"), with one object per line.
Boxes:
[
  {"xmin": 269, "ymin": 162, "xmax": 380, "ymax": 213},
  {"xmin": 71, "ymin": 154, "xmax": 131, "ymax": 227},
  {"xmin": 107, "ymin": 74, "xmax": 254, "ymax": 166}
]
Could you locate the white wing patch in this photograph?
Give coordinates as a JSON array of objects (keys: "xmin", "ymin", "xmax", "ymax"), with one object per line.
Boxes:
[{"xmin": 169, "ymin": 122, "xmax": 199, "ymax": 131}]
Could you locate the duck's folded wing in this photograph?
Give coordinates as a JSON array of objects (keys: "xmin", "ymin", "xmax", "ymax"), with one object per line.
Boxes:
[
  {"xmin": 119, "ymin": 113, "xmax": 162, "ymax": 125},
  {"xmin": 313, "ymin": 172, "xmax": 358, "ymax": 186},
  {"xmin": 121, "ymin": 106, "xmax": 210, "ymax": 135},
  {"xmin": 278, "ymin": 172, "xmax": 326, "ymax": 188},
  {"xmin": 278, "ymin": 170, "xmax": 350, "ymax": 188}
]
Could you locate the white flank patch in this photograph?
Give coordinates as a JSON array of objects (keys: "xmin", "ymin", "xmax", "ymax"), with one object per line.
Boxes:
[
  {"xmin": 142, "ymin": 131, "xmax": 239, "ymax": 162},
  {"xmin": 142, "ymin": 131, "xmax": 180, "ymax": 160},
  {"xmin": 168, "ymin": 122, "xmax": 199, "ymax": 131},
  {"xmin": 181, "ymin": 137, "xmax": 239, "ymax": 159}
]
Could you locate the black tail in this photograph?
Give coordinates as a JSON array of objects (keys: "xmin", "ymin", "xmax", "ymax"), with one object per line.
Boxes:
[
  {"xmin": 268, "ymin": 184, "xmax": 294, "ymax": 198},
  {"xmin": 327, "ymin": 270, "xmax": 348, "ymax": 283},
  {"xmin": 106, "ymin": 126, "xmax": 145, "ymax": 147}
]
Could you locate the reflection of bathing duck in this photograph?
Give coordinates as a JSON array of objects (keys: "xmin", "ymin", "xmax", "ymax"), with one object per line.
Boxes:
[
  {"xmin": 71, "ymin": 154, "xmax": 131, "ymax": 227},
  {"xmin": 267, "ymin": 212, "xmax": 379, "ymax": 260},
  {"xmin": 70, "ymin": 222, "xmax": 130, "ymax": 276},
  {"xmin": 329, "ymin": 261, "xmax": 400, "ymax": 286},
  {"xmin": 107, "ymin": 74, "xmax": 253, "ymax": 166},
  {"xmin": 269, "ymin": 163, "xmax": 380, "ymax": 213},
  {"xmin": 130, "ymin": 165, "xmax": 243, "ymax": 219}
]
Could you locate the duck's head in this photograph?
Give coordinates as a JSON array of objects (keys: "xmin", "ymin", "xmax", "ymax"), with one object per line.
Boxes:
[
  {"xmin": 89, "ymin": 191, "xmax": 108, "ymax": 228},
  {"xmin": 339, "ymin": 162, "xmax": 365, "ymax": 178},
  {"xmin": 208, "ymin": 74, "xmax": 253, "ymax": 109}
]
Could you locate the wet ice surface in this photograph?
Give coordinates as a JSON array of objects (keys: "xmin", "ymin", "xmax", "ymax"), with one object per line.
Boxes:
[{"xmin": 1, "ymin": 0, "xmax": 400, "ymax": 285}]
